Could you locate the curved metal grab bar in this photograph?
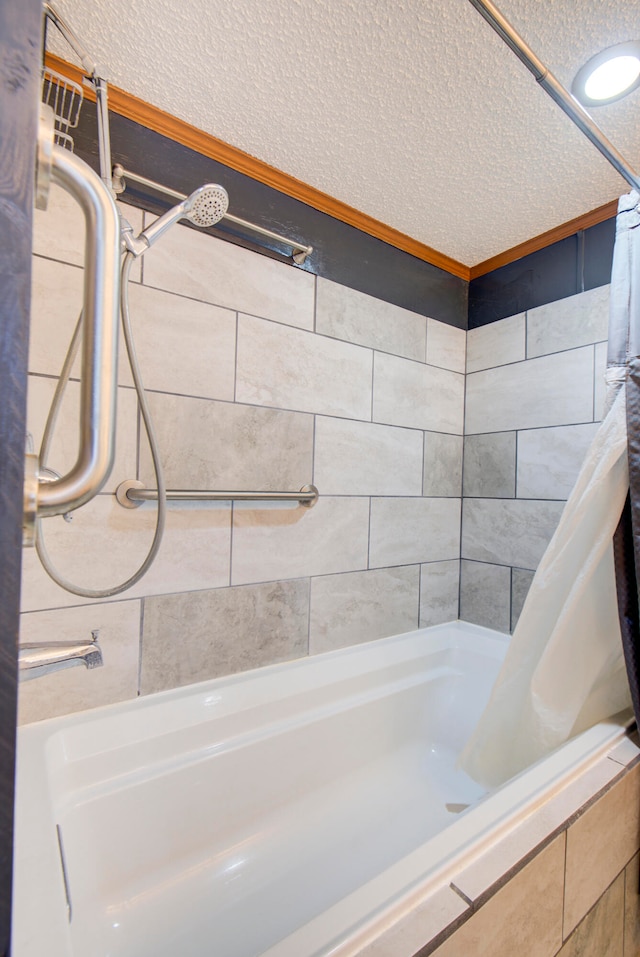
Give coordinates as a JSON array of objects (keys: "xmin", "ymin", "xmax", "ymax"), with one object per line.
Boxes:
[{"xmin": 36, "ymin": 146, "xmax": 121, "ymax": 518}]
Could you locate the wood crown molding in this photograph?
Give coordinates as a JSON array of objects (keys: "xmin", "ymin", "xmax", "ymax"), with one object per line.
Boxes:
[
  {"xmin": 45, "ymin": 53, "xmax": 470, "ymax": 280},
  {"xmin": 45, "ymin": 53, "xmax": 619, "ymax": 286},
  {"xmin": 469, "ymin": 200, "xmax": 618, "ymax": 280}
]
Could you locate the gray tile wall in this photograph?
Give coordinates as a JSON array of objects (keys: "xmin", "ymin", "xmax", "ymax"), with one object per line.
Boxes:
[
  {"xmin": 461, "ymin": 284, "xmax": 609, "ymax": 632},
  {"xmin": 20, "ymin": 188, "xmax": 466, "ymax": 723},
  {"xmin": 20, "ymin": 187, "xmax": 612, "ymax": 719}
]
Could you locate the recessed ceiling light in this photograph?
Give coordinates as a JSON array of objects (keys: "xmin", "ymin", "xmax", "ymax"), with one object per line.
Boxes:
[{"xmin": 572, "ymin": 41, "xmax": 640, "ymax": 106}]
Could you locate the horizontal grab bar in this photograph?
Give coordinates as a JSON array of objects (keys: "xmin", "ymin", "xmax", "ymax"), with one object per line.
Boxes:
[
  {"xmin": 115, "ymin": 481, "xmax": 319, "ymax": 508},
  {"xmin": 111, "ymin": 165, "xmax": 314, "ymax": 264}
]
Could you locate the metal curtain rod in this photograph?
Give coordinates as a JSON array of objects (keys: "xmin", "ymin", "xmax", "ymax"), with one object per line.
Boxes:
[
  {"xmin": 115, "ymin": 481, "xmax": 319, "ymax": 508},
  {"xmin": 112, "ymin": 164, "xmax": 314, "ymax": 264},
  {"xmin": 467, "ymin": 0, "xmax": 640, "ymax": 195}
]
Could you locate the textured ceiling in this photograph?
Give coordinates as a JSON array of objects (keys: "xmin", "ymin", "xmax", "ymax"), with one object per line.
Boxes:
[{"xmin": 47, "ymin": 0, "xmax": 640, "ymax": 266}]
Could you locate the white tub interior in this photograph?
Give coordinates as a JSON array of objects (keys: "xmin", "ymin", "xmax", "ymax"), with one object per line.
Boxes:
[{"xmin": 12, "ymin": 620, "xmax": 630, "ymax": 957}]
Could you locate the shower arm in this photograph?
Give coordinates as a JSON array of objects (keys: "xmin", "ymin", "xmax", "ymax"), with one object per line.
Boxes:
[
  {"xmin": 25, "ymin": 138, "xmax": 121, "ymax": 539},
  {"xmin": 467, "ymin": 0, "xmax": 640, "ymax": 195}
]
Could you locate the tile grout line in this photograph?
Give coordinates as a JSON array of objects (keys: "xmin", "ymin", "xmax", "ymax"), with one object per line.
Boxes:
[
  {"xmin": 228, "ymin": 503, "xmax": 234, "ymax": 588},
  {"xmin": 313, "ymin": 273, "xmax": 318, "ymax": 334},
  {"xmin": 370, "ymin": 351, "xmax": 375, "ymax": 423},
  {"xmin": 449, "ymin": 882, "xmax": 473, "ymax": 908},
  {"xmin": 306, "ymin": 574, "xmax": 313, "ymax": 658},
  {"xmin": 592, "ymin": 343, "xmax": 596, "ymax": 423},
  {"xmin": 137, "ymin": 598, "xmax": 145, "ymax": 696},
  {"xmin": 458, "ymin": 322, "xmax": 468, "ymax": 622},
  {"xmin": 623, "ymin": 863, "xmax": 628, "ymax": 956},
  {"xmin": 233, "ymin": 311, "xmax": 239, "ymax": 404}
]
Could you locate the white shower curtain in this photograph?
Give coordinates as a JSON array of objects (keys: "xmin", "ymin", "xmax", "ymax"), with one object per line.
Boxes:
[{"xmin": 460, "ymin": 193, "xmax": 639, "ymax": 789}]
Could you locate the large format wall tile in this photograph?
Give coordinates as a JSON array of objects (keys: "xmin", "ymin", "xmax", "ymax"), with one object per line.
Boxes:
[
  {"xmin": 423, "ymin": 433, "xmax": 463, "ymax": 497},
  {"xmin": 33, "ymin": 188, "xmax": 142, "ymax": 277},
  {"xmin": 143, "ymin": 224, "xmax": 315, "ymax": 329},
  {"xmin": 517, "ymin": 423, "xmax": 598, "ymax": 500},
  {"xmin": 433, "ymin": 835, "xmax": 565, "ymax": 957},
  {"xmin": 122, "ymin": 284, "xmax": 236, "ymax": 399},
  {"xmin": 316, "ymin": 277, "xmax": 426, "ymax": 360},
  {"xmin": 357, "ymin": 885, "xmax": 469, "ymax": 957},
  {"xmin": 18, "ymin": 600, "xmax": 141, "ymax": 723},
  {"xmin": 558, "ymin": 873, "xmax": 624, "ymax": 957},
  {"xmin": 466, "ymin": 313, "xmax": 525, "ymax": 373},
  {"xmin": 594, "ymin": 341, "xmax": 608, "ymax": 421},
  {"xmin": 462, "ymin": 498, "xmax": 565, "ymax": 569},
  {"xmin": 309, "ymin": 566, "xmax": 420, "ymax": 654},
  {"xmin": 420, "ymin": 560, "xmax": 460, "ymax": 626},
  {"xmin": 426, "ymin": 317, "xmax": 466, "ymax": 373},
  {"xmin": 139, "ymin": 392, "xmax": 314, "ymax": 492},
  {"xmin": 459, "ymin": 560, "xmax": 511, "ymax": 633},
  {"xmin": 465, "ymin": 347, "xmax": 594, "ymax": 434},
  {"xmin": 141, "ymin": 579, "xmax": 310, "ymax": 693},
  {"xmin": 236, "ymin": 313, "xmax": 373, "ymax": 420},
  {"xmin": 527, "ymin": 285, "xmax": 609, "ymax": 359},
  {"xmin": 463, "ymin": 433, "xmax": 516, "ymax": 498},
  {"xmin": 231, "ymin": 496, "xmax": 370, "ymax": 585},
  {"xmin": 373, "ymin": 352, "xmax": 464, "ymax": 434},
  {"xmin": 564, "ymin": 764, "xmax": 640, "ymax": 936},
  {"xmin": 511, "ymin": 567, "xmax": 535, "ymax": 631},
  {"xmin": 29, "ymin": 257, "xmax": 84, "ymax": 377},
  {"xmin": 624, "ymin": 852, "xmax": 640, "ymax": 957},
  {"xmin": 33, "ymin": 183, "xmax": 86, "ymax": 267},
  {"xmin": 21, "ymin": 495, "xmax": 232, "ymax": 611},
  {"xmin": 314, "ymin": 417, "xmax": 423, "ymax": 496},
  {"xmin": 27, "ymin": 377, "xmax": 138, "ymax": 496},
  {"xmin": 30, "ymin": 203, "xmax": 143, "ymax": 377},
  {"xmin": 369, "ymin": 498, "xmax": 461, "ymax": 568}
]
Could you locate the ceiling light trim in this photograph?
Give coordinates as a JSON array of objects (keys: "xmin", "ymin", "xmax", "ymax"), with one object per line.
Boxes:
[{"xmin": 572, "ymin": 41, "xmax": 640, "ymax": 107}]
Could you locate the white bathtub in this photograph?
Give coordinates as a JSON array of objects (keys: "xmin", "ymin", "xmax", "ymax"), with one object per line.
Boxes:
[{"xmin": 12, "ymin": 620, "xmax": 632, "ymax": 957}]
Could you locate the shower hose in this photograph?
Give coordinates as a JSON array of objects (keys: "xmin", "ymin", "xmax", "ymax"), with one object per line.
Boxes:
[{"xmin": 35, "ymin": 249, "xmax": 167, "ymax": 598}]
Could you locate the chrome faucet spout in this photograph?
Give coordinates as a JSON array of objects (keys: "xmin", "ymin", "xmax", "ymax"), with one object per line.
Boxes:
[{"xmin": 19, "ymin": 638, "xmax": 103, "ymax": 681}]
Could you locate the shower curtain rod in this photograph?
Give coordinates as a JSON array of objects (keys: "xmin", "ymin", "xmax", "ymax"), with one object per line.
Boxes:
[
  {"xmin": 467, "ymin": 0, "xmax": 640, "ymax": 195},
  {"xmin": 112, "ymin": 164, "xmax": 314, "ymax": 264}
]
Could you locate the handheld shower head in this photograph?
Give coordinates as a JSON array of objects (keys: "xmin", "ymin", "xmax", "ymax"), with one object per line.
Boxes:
[
  {"xmin": 187, "ymin": 185, "xmax": 229, "ymax": 227},
  {"xmin": 139, "ymin": 183, "xmax": 229, "ymax": 251}
]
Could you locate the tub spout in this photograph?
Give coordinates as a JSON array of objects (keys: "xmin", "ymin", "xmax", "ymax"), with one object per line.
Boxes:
[{"xmin": 19, "ymin": 635, "xmax": 103, "ymax": 681}]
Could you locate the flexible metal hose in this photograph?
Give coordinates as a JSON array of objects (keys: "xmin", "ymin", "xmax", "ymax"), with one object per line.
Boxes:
[{"xmin": 35, "ymin": 250, "xmax": 167, "ymax": 597}]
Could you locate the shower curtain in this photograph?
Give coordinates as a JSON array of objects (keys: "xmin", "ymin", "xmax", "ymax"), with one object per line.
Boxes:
[{"xmin": 461, "ymin": 192, "xmax": 640, "ymax": 788}]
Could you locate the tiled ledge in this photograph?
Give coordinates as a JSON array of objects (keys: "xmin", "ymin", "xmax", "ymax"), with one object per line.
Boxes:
[{"xmin": 355, "ymin": 732, "xmax": 640, "ymax": 957}]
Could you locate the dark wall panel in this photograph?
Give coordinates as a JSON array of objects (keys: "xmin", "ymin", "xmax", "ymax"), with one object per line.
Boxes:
[
  {"xmin": 0, "ymin": 0, "xmax": 41, "ymax": 952},
  {"xmin": 73, "ymin": 104, "xmax": 469, "ymax": 329},
  {"xmin": 584, "ymin": 216, "xmax": 616, "ymax": 292},
  {"xmin": 468, "ymin": 216, "xmax": 617, "ymax": 329}
]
